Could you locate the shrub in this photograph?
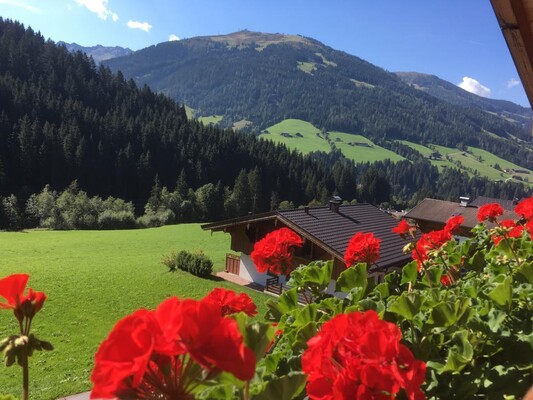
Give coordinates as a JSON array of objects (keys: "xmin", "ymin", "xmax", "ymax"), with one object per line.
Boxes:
[
  {"xmin": 136, "ymin": 210, "xmax": 175, "ymax": 228},
  {"xmin": 161, "ymin": 251, "xmax": 178, "ymax": 272},
  {"xmin": 174, "ymin": 250, "xmax": 213, "ymax": 278},
  {"xmin": 97, "ymin": 210, "xmax": 137, "ymax": 230}
]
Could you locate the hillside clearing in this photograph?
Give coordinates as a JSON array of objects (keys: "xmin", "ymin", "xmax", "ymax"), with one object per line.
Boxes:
[
  {"xmin": 329, "ymin": 131, "xmax": 404, "ymax": 163},
  {"xmin": 260, "ymin": 119, "xmax": 331, "ymax": 154},
  {"xmin": 399, "ymin": 141, "xmax": 532, "ymax": 186}
]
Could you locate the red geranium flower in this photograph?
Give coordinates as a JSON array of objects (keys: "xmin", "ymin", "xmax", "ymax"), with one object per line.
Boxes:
[
  {"xmin": 392, "ymin": 220, "xmax": 416, "ymax": 238},
  {"xmin": 440, "ymin": 275, "xmax": 451, "ymax": 286},
  {"xmin": 91, "ymin": 310, "xmax": 158, "ymax": 399},
  {"xmin": 302, "ymin": 310, "xmax": 426, "ymax": 400},
  {"xmin": 412, "ymin": 229, "xmax": 451, "ymax": 270},
  {"xmin": 515, "ymin": 197, "xmax": 533, "ymax": 221},
  {"xmin": 91, "ymin": 296, "xmax": 256, "ymax": 399},
  {"xmin": 444, "ymin": 215, "xmax": 464, "ymax": 234},
  {"xmin": 203, "ymin": 288, "xmax": 258, "ymax": 317},
  {"xmin": 344, "ymin": 232, "xmax": 381, "ymax": 267},
  {"xmin": 477, "ymin": 203, "xmax": 504, "ymax": 223},
  {"xmin": 251, "ymin": 228, "xmax": 303, "ymax": 275},
  {"xmin": 0, "ymin": 273, "xmax": 47, "ymax": 322},
  {"xmin": 491, "ymin": 219, "xmax": 524, "ymax": 246}
]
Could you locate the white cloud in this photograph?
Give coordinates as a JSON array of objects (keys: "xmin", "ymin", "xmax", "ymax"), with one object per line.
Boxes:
[
  {"xmin": 75, "ymin": 0, "xmax": 118, "ymax": 21},
  {"xmin": 127, "ymin": 20, "xmax": 152, "ymax": 32},
  {"xmin": 507, "ymin": 78, "xmax": 520, "ymax": 89},
  {"xmin": 457, "ymin": 76, "xmax": 491, "ymax": 98},
  {"xmin": 168, "ymin": 34, "xmax": 180, "ymax": 41},
  {"xmin": 0, "ymin": 0, "xmax": 41, "ymax": 13}
]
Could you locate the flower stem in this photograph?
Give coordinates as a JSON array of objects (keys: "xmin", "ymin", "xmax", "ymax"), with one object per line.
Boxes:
[
  {"xmin": 21, "ymin": 348, "xmax": 29, "ymax": 400},
  {"xmin": 244, "ymin": 381, "xmax": 250, "ymax": 400}
]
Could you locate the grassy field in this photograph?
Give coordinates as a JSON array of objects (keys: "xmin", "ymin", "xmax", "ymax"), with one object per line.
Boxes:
[
  {"xmin": 259, "ymin": 119, "xmax": 331, "ymax": 154},
  {"xmin": 330, "ymin": 131, "xmax": 404, "ymax": 163},
  {"xmin": 260, "ymin": 119, "xmax": 404, "ymax": 163},
  {"xmin": 198, "ymin": 114, "xmax": 223, "ymax": 125},
  {"xmin": 399, "ymin": 141, "xmax": 532, "ymax": 186},
  {"xmin": 0, "ymin": 225, "xmax": 272, "ymax": 399}
]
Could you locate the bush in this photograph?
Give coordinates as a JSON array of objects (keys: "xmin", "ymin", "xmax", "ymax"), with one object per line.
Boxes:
[
  {"xmin": 97, "ymin": 210, "xmax": 137, "ymax": 230},
  {"xmin": 174, "ymin": 250, "xmax": 213, "ymax": 278},
  {"xmin": 161, "ymin": 251, "xmax": 178, "ymax": 272},
  {"xmin": 136, "ymin": 210, "xmax": 175, "ymax": 228}
]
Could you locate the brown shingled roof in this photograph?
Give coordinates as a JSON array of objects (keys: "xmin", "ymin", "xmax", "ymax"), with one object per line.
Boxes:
[
  {"xmin": 278, "ymin": 204, "xmax": 411, "ymax": 270},
  {"xmin": 470, "ymin": 196, "xmax": 518, "ymax": 211},
  {"xmin": 405, "ymin": 198, "xmax": 516, "ymax": 230}
]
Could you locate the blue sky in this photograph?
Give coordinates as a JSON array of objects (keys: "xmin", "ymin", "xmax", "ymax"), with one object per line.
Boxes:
[{"xmin": 0, "ymin": 0, "xmax": 529, "ymax": 107}]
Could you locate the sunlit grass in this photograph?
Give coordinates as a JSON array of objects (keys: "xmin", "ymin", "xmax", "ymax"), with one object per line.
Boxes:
[{"xmin": 0, "ymin": 225, "xmax": 271, "ymax": 399}]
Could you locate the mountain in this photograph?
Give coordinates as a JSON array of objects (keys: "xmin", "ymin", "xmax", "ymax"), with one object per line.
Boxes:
[
  {"xmin": 58, "ymin": 41, "xmax": 133, "ymax": 63},
  {"xmin": 104, "ymin": 30, "xmax": 533, "ymax": 170},
  {"xmin": 396, "ymin": 72, "xmax": 532, "ymax": 130},
  {"xmin": 0, "ymin": 18, "xmax": 357, "ymax": 214}
]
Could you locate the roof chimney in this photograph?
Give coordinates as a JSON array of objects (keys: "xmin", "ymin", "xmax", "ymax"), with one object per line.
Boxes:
[
  {"xmin": 304, "ymin": 206, "xmax": 310, "ymax": 214},
  {"xmin": 329, "ymin": 196, "xmax": 342, "ymax": 213},
  {"xmin": 459, "ymin": 196, "xmax": 470, "ymax": 207}
]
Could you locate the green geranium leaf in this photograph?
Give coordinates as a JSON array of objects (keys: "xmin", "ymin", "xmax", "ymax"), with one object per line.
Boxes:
[
  {"xmin": 440, "ymin": 330, "xmax": 473, "ymax": 373},
  {"xmin": 266, "ymin": 289, "xmax": 299, "ymax": 321},
  {"xmin": 336, "ymin": 263, "xmax": 367, "ymax": 293},
  {"xmin": 387, "ymin": 292, "xmax": 422, "ymax": 321},
  {"xmin": 254, "ymin": 372, "xmax": 307, "ymax": 400},
  {"xmin": 486, "ymin": 275, "xmax": 513, "ymax": 311},
  {"xmin": 401, "ymin": 260, "xmax": 418, "ymax": 286},
  {"xmin": 486, "ymin": 308, "xmax": 508, "ymax": 333},
  {"xmin": 421, "ymin": 266, "xmax": 442, "ymax": 287},
  {"xmin": 235, "ymin": 315, "xmax": 276, "ymax": 362},
  {"xmin": 431, "ymin": 298, "xmax": 471, "ymax": 327},
  {"xmin": 293, "ymin": 304, "xmax": 317, "ymax": 328},
  {"xmin": 515, "ymin": 262, "xmax": 533, "ymax": 284},
  {"xmin": 468, "ymin": 251, "xmax": 485, "ymax": 272}
]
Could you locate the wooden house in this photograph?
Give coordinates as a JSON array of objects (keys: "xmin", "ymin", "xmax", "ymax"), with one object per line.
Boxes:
[{"xmin": 202, "ymin": 199, "xmax": 411, "ymax": 294}]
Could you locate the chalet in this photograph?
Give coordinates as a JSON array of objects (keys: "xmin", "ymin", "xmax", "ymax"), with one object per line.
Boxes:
[
  {"xmin": 202, "ymin": 198, "xmax": 411, "ymax": 293},
  {"xmin": 470, "ymin": 196, "xmax": 520, "ymax": 211},
  {"xmin": 404, "ymin": 197, "xmax": 517, "ymax": 236}
]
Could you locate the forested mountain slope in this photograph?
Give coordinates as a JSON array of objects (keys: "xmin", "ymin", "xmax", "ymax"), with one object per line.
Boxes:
[
  {"xmin": 396, "ymin": 72, "xmax": 532, "ymax": 131},
  {"xmin": 0, "ymin": 19, "xmax": 355, "ymax": 211},
  {"xmin": 105, "ymin": 30, "xmax": 533, "ymax": 170}
]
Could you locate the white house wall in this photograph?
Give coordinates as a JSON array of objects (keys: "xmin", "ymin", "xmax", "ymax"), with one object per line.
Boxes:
[{"xmin": 239, "ymin": 254, "xmax": 288, "ymax": 287}]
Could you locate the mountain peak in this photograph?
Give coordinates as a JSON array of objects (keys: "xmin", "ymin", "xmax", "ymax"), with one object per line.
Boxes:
[{"xmin": 198, "ymin": 30, "xmax": 318, "ymax": 50}]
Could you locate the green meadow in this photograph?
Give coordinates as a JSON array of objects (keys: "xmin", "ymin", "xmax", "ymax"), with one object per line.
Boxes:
[
  {"xmin": 0, "ymin": 225, "xmax": 271, "ymax": 399},
  {"xmin": 260, "ymin": 119, "xmax": 404, "ymax": 163},
  {"xmin": 399, "ymin": 140, "xmax": 532, "ymax": 186},
  {"xmin": 329, "ymin": 131, "xmax": 404, "ymax": 163},
  {"xmin": 198, "ymin": 114, "xmax": 224, "ymax": 125},
  {"xmin": 260, "ymin": 119, "xmax": 331, "ymax": 154}
]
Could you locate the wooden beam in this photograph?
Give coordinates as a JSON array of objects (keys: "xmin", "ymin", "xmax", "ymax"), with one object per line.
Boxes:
[{"xmin": 491, "ymin": 0, "xmax": 533, "ymax": 114}]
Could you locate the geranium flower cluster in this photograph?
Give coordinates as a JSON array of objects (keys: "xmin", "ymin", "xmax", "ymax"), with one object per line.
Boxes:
[
  {"xmin": 344, "ymin": 232, "xmax": 381, "ymax": 267},
  {"xmin": 90, "ymin": 288, "xmax": 257, "ymax": 399},
  {"xmin": 410, "ymin": 215, "xmax": 463, "ymax": 272},
  {"xmin": 251, "ymin": 227, "xmax": 303, "ymax": 275},
  {"xmin": 203, "ymin": 287, "xmax": 258, "ymax": 317},
  {"xmin": 302, "ymin": 310, "xmax": 426, "ymax": 400},
  {"xmin": 391, "ymin": 216, "xmax": 463, "ymax": 286},
  {"xmin": 478, "ymin": 197, "xmax": 533, "ymax": 246}
]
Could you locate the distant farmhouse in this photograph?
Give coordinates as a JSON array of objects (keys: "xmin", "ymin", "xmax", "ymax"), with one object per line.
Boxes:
[
  {"xmin": 202, "ymin": 198, "xmax": 410, "ymax": 295},
  {"xmin": 404, "ymin": 196, "xmax": 518, "ymax": 236}
]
